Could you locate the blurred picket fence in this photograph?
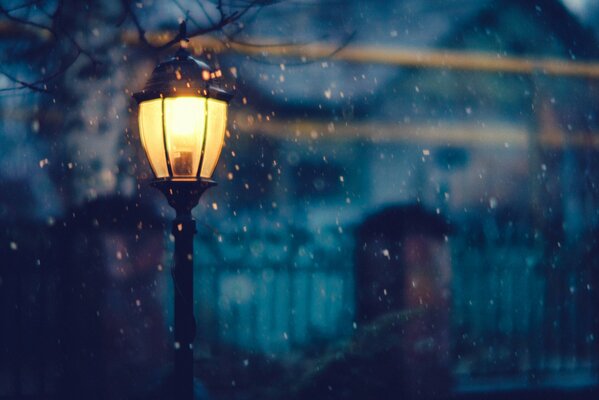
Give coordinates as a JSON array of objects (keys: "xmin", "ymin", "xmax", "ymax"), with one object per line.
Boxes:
[
  {"xmin": 191, "ymin": 212, "xmax": 598, "ymax": 389},
  {"xmin": 192, "ymin": 219, "xmax": 356, "ymax": 354},
  {"xmin": 451, "ymin": 215, "xmax": 598, "ymax": 390},
  {"xmin": 2, "ymin": 214, "xmax": 598, "ymax": 399}
]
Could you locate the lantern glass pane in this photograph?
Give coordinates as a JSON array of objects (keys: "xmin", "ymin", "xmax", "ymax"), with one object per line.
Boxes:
[
  {"xmin": 164, "ymin": 97, "xmax": 207, "ymax": 178},
  {"xmin": 200, "ymin": 99, "xmax": 228, "ymax": 178},
  {"xmin": 138, "ymin": 99, "xmax": 169, "ymax": 178}
]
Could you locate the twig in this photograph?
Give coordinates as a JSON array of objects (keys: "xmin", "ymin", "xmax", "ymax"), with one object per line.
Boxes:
[
  {"xmin": 196, "ymin": 0, "xmax": 216, "ymax": 27},
  {"xmin": 0, "ymin": 69, "xmax": 48, "ymax": 92},
  {"xmin": 226, "ymin": 30, "xmax": 357, "ymax": 67},
  {"xmin": 0, "ymin": 4, "xmax": 56, "ymax": 37},
  {"xmin": 4, "ymin": 0, "xmax": 43, "ymax": 13},
  {"xmin": 0, "ymin": 48, "xmax": 81, "ymax": 92},
  {"xmin": 122, "ymin": 0, "xmax": 264, "ymax": 51},
  {"xmin": 0, "ymin": 0, "xmax": 101, "ymax": 91}
]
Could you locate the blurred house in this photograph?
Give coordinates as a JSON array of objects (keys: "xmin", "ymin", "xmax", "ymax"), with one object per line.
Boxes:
[
  {"xmin": 197, "ymin": 0, "xmax": 599, "ymax": 392},
  {"xmin": 1, "ymin": 0, "xmax": 599, "ymax": 399}
]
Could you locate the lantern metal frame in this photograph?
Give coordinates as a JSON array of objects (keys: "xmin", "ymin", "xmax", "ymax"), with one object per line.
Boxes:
[
  {"xmin": 132, "ymin": 31, "xmax": 232, "ymax": 400},
  {"xmin": 133, "ymin": 46, "xmax": 233, "ymax": 182}
]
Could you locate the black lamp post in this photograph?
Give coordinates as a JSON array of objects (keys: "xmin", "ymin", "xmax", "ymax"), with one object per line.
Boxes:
[{"xmin": 133, "ymin": 26, "xmax": 232, "ymax": 400}]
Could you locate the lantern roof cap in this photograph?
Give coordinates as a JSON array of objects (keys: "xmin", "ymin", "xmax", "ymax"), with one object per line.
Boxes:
[{"xmin": 133, "ymin": 48, "xmax": 233, "ymax": 103}]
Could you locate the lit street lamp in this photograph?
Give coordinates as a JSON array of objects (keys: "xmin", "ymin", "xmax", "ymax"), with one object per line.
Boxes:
[{"xmin": 133, "ymin": 25, "xmax": 232, "ymax": 400}]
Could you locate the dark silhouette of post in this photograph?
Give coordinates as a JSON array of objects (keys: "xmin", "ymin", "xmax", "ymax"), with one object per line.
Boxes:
[
  {"xmin": 152, "ymin": 179, "xmax": 215, "ymax": 400},
  {"xmin": 172, "ymin": 209, "xmax": 196, "ymax": 400}
]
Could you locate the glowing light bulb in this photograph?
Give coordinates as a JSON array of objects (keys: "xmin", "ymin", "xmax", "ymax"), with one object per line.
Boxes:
[{"xmin": 164, "ymin": 97, "xmax": 206, "ymax": 177}]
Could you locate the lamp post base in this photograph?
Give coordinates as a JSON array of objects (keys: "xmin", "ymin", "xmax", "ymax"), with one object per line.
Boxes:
[{"xmin": 151, "ymin": 178, "xmax": 216, "ymax": 400}]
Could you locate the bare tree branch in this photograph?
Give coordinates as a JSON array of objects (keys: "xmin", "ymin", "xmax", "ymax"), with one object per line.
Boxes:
[
  {"xmin": 172, "ymin": 0, "xmax": 195, "ymax": 26},
  {"xmin": 0, "ymin": 69, "xmax": 48, "ymax": 92},
  {"xmin": 0, "ymin": 0, "xmax": 265, "ymax": 91},
  {"xmin": 121, "ymin": 0, "xmax": 263, "ymax": 51},
  {"xmin": 0, "ymin": 47, "xmax": 81, "ymax": 92},
  {"xmin": 36, "ymin": 4, "xmax": 100, "ymax": 65},
  {"xmin": 225, "ymin": 29, "xmax": 357, "ymax": 67},
  {"xmin": 0, "ymin": 0, "xmax": 354, "ymax": 92},
  {"xmin": 196, "ymin": 0, "xmax": 217, "ymax": 27},
  {"xmin": 4, "ymin": 0, "xmax": 44, "ymax": 13},
  {"xmin": 120, "ymin": 0, "xmax": 153, "ymax": 48},
  {"xmin": 0, "ymin": 4, "xmax": 56, "ymax": 37},
  {"xmin": 0, "ymin": 0, "xmax": 101, "ymax": 91}
]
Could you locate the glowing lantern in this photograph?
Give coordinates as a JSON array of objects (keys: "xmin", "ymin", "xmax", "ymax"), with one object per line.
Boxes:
[{"xmin": 133, "ymin": 48, "xmax": 232, "ymax": 181}]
